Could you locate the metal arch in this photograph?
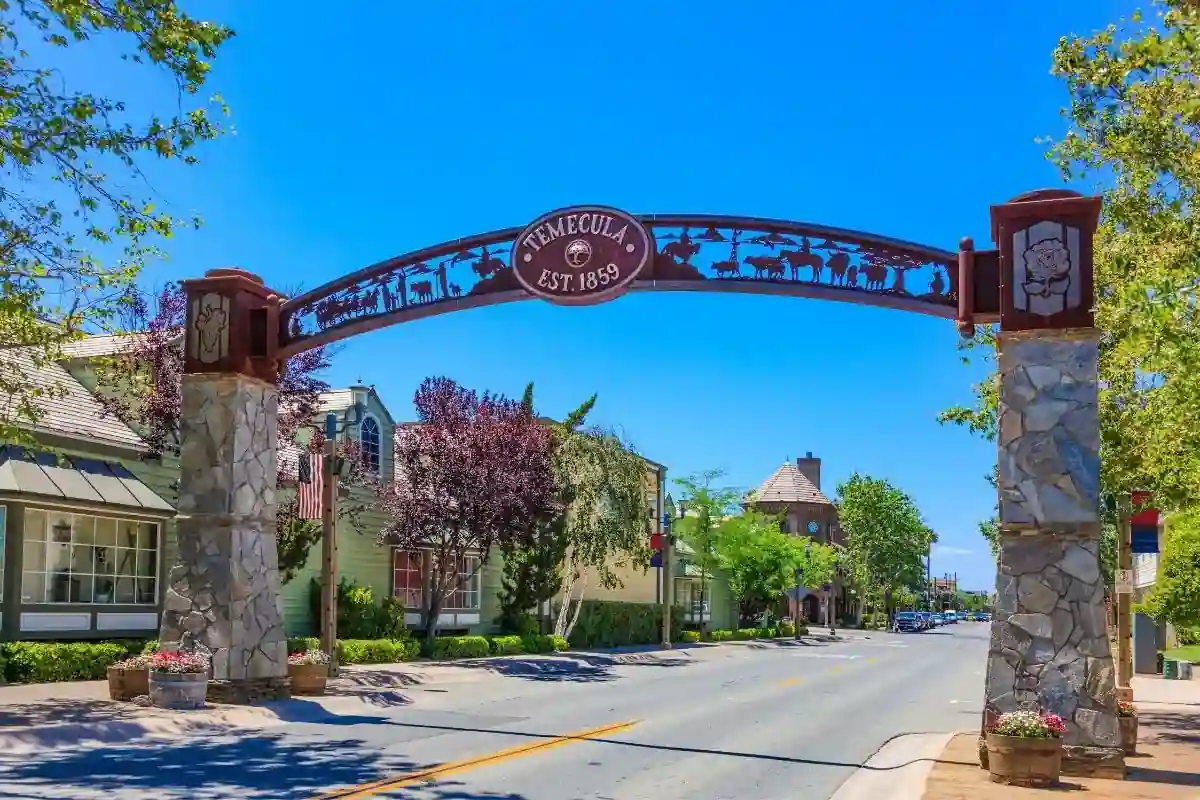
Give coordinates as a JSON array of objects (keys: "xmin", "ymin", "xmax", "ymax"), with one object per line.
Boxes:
[{"xmin": 278, "ymin": 214, "xmax": 959, "ymax": 358}]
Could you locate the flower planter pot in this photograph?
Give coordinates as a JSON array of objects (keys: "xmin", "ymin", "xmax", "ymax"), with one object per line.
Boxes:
[
  {"xmin": 149, "ymin": 670, "xmax": 208, "ymax": 710},
  {"xmin": 985, "ymin": 733, "xmax": 1063, "ymax": 787},
  {"xmin": 288, "ymin": 663, "xmax": 329, "ymax": 696},
  {"xmin": 107, "ymin": 666, "xmax": 149, "ymax": 701},
  {"xmin": 1119, "ymin": 715, "xmax": 1138, "ymax": 755}
]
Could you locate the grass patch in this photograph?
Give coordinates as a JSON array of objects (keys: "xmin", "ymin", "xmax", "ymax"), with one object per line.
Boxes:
[{"xmin": 1162, "ymin": 644, "xmax": 1200, "ymax": 663}]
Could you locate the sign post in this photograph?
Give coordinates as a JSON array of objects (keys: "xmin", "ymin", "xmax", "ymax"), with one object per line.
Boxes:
[{"xmin": 320, "ymin": 413, "xmax": 340, "ymax": 677}]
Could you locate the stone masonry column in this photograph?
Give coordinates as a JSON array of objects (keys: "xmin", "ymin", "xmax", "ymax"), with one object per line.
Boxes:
[
  {"xmin": 160, "ymin": 268, "xmax": 291, "ymax": 703},
  {"xmin": 981, "ymin": 191, "xmax": 1124, "ymax": 778}
]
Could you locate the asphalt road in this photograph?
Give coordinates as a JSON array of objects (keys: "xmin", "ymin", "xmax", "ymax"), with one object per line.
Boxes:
[{"xmin": 0, "ymin": 624, "xmax": 989, "ymax": 800}]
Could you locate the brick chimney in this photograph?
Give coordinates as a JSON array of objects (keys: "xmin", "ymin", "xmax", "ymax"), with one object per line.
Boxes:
[{"xmin": 796, "ymin": 451, "xmax": 821, "ymax": 491}]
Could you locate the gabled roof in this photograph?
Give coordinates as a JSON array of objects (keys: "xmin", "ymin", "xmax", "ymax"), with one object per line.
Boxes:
[
  {"xmin": 751, "ymin": 462, "xmax": 831, "ymax": 506},
  {"xmin": 0, "ymin": 348, "xmax": 146, "ymax": 450}
]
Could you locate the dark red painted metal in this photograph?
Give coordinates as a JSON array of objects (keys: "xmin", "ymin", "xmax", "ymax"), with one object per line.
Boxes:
[{"xmin": 278, "ymin": 213, "xmax": 961, "ymax": 358}]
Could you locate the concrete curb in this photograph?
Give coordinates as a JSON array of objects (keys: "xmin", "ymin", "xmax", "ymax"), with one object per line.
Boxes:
[{"xmin": 829, "ymin": 731, "xmax": 960, "ymax": 800}]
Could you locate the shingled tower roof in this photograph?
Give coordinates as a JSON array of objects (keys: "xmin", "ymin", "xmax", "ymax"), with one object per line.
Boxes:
[{"xmin": 752, "ymin": 461, "xmax": 832, "ymax": 506}]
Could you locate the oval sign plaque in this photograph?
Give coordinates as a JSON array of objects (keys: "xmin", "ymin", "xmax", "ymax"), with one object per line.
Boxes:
[{"xmin": 510, "ymin": 205, "xmax": 652, "ymax": 305}]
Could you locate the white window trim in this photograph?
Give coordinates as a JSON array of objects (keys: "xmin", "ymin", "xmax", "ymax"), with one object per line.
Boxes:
[
  {"xmin": 21, "ymin": 507, "xmax": 161, "ymax": 607},
  {"xmin": 359, "ymin": 413, "xmax": 383, "ymax": 475}
]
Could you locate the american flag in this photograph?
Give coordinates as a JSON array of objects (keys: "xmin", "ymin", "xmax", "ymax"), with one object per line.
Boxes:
[{"xmin": 298, "ymin": 453, "xmax": 323, "ymax": 520}]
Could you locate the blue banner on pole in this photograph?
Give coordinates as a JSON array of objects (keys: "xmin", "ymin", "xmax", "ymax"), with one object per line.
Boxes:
[
  {"xmin": 1131, "ymin": 525, "xmax": 1159, "ymax": 554},
  {"xmin": 650, "ymin": 551, "xmax": 663, "ymax": 568}
]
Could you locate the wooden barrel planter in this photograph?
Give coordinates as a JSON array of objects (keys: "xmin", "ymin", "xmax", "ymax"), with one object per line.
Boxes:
[
  {"xmin": 289, "ymin": 663, "xmax": 329, "ymax": 696},
  {"xmin": 985, "ymin": 733, "xmax": 1062, "ymax": 787},
  {"xmin": 1119, "ymin": 715, "xmax": 1139, "ymax": 755},
  {"xmin": 149, "ymin": 671, "xmax": 208, "ymax": 710},
  {"xmin": 107, "ymin": 666, "xmax": 149, "ymax": 701}
]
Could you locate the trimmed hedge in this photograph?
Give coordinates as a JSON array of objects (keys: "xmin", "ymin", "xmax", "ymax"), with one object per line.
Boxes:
[
  {"xmin": 679, "ymin": 630, "xmax": 702, "ymax": 643},
  {"xmin": 562, "ymin": 600, "xmax": 685, "ymax": 649},
  {"xmin": 1, "ymin": 641, "xmax": 140, "ymax": 683},
  {"xmin": 705, "ymin": 626, "xmax": 805, "ymax": 642}
]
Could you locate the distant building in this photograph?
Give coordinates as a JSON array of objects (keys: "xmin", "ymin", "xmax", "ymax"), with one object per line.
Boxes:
[{"xmin": 745, "ymin": 452, "xmax": 847, "ymax": 625}]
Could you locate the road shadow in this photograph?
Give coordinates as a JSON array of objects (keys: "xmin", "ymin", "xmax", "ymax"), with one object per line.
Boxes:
[
  {"xmin": 743, "ymin": 639, "xmax": 830, "ymax": 650},
  {"xmin": 449, "ymin": 654, "xmax": 692, "ymax": 683},
  {"xmin": 0, "ymin": 731, "xmax": 532, "ymax": 799},
  {"xmin": 0, "ymin": 698, "xmax": 139, "ymax": 728},
  {"xmin": 1138, "ymin": 708, "xmax": 1200, "ymax": 746}
]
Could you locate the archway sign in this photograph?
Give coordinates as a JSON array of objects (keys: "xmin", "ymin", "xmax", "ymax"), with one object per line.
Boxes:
[{"xmin": 167, "ymin": 191, "xmax": 1125, "ymax": 775}]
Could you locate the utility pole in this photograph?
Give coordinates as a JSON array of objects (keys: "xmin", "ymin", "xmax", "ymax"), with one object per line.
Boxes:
[
  {"xmin": 660, "ymin": 535, "xmax": 673, "ymax": 648},
  {"xmin": 319, "ymin": 413, "xmax": 340, "ymax": 676},
  {"xmin": 1116, "ymin": 498, "xmax": 1133, "ymax": 702}
]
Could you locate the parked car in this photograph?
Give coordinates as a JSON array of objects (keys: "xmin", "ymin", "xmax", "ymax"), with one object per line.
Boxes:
[
  {"xmin": 917, "ymin": 611, "xmax": 932, "ymax": 630},
  {"xmin": 943, "ymin": 612, "xmax": 957, "ymax": 624},
  {"xmin": 894, "ymin": 611, "xmax": 922, "ymax": 632}
]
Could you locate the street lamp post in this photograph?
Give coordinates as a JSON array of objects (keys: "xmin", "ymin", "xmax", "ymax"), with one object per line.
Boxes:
[{"xmin": 660, "ymin": 494, "xmax": 685, "ymax": 648}]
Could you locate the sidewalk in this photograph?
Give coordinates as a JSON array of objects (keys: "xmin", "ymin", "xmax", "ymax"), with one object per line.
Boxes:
[{"xmin": 920, "ymin": 675, "xmax": 1200, "ymax": 799}]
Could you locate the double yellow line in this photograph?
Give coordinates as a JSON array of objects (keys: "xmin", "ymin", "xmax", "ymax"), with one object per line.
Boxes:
[{"xmin": 315, "ymin": 719, "xmax": 639, "ymax": 799}]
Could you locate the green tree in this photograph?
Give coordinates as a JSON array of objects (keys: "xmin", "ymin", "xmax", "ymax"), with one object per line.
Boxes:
[
  {"xmin": 673, "ymin": 469, "xmax": 742, "ymax": 631},
  {"xmin": 495, "ymin": 385, "xmax": 596, "ymax": 634},
  {"xmin": 1140, "ymin": 510, "xmax": 1200, "ymax": 629},
  {"xmin": 1, "ymin": 1, "xmax": 234, "ymax": 444},
  {"xmin": 941, "ymin": 2, "xmax": 1200, "ymax": 542},
  {"xmin": 714, "ymin": 511, "xmax": 837, "ymax": 626},
  {"xmin": 836, "ymin": 473, "xmax": 936, "ymax": 617}
]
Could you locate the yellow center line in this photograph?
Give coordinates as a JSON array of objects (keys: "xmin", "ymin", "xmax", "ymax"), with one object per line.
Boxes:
[
  {"xmin": 867, "ymin": 657, "xmax": 877, "ymax": 663},
  {"xmin": 777, "ymin": 677, "xmax": 802, "ymax": 687},
  {"xmin": 313, "ymin": 719, "xmax": 639, "ymax": 799},
  {"xmin": 830, "ymin": 665, "xmax": 844, "ymax": 674}
]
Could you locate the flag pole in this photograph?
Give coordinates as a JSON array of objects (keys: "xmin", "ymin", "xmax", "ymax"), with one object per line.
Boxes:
[{"xmin": 320, "ymin": 413, "xmax": 340, "ymax": 676}]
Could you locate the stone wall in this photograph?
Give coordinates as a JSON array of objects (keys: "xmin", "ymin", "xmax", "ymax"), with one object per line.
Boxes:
[
  {"xmin": 985, "ymin": 330, "xmax": 1123, "ymax": 778},
  {"xmin": 160, "ymin": 374, "xmax": 290, "ymax": 701}
]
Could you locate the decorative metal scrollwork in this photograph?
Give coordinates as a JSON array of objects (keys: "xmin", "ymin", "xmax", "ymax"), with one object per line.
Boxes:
[{"xmin": 279, "ymin": 215, "xmax": 957, "ymax": 355}]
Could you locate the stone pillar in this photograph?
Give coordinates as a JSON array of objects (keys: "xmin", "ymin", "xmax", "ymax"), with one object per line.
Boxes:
[
  {"xmin": 981, "ymin": 191, "xmax": 1123, "ymax": 778},
  {"xmin": 160, "ymin": 269, "xmax": 291, "ymax": 704}
]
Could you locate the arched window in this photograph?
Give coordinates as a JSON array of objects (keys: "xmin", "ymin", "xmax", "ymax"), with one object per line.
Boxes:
[{"xmin": 360, "ymin": 415, "xmax": 381, "ymax": 474}]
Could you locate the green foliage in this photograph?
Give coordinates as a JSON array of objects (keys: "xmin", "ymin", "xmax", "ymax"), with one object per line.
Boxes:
[
  {"xmin": 521, "ymin": 633, "xmax": 569, "ymax": 653},
  {"xmin": 488, "ymin": 635, "xmax": 525, "ymax": 655},
  {"xmin": 940, "ymin": 3, "xmax": 1200, "ymax": 555},
  {"xmin": 713, "ymin": 510, "xmax": 837, "ymax": 626},
  {"xmin": 278, "ymin": 519, "xmax": 324, "ymax": 586},
  {"xmin": 337, "ymin": 638, "xmax": 421, "ymax": 665},
  {"xmin": 1, "ymin": 641, "xmax": 131, "ymax": 682},
  {"xmin": 427, "ymin": 636, "xmax": 491, "ymax": 660},
  {"xmin": 496, "ymin": 386, "xmax": 597, "ymax": 633},
  {"xmin": 679, "ymin": 630, "xmax": 702, "ymax": 643},
  {"xmin": 778, "ymin": 620, "xmax": 796, "ymax": 637},
  {"xmin": 708, "ymin": 629, "xmax": 733, "ymax": 641},
  {"xmin": 0, "ymin": 0, "xmax": 234, "ymax": 443},
  {"xmin": 562, "ymin": 600, "xmax": 682, "ymax": 649},
  {"xmin": 1140, "ymin": 510, "xmax": 1200, "ymax": 628},
  {"xmin": 673, "ymin": 470, "xmax": 741, "ymax": 591},
  {"xmin": 836, "ymin": 473, "xmax": 935, "ymax": 606},
  {"xmin": 308, "ymin": 578, "xmax": 412, "ymax": 641}
]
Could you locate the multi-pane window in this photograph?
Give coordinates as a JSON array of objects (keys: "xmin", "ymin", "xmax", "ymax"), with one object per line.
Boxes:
[
  {"xmin": 360, "ymin": 416, "xmax": 381, "ymax": 474},
  {"xmin": 674, "ymin": 580, "xmax": 709, "ymax": 615},
  {"xmin": 391, "ymin": 549, "xmax": 423, "ymax": 608},
  {"xmin": 442, "ymin": 554, "xmax": 481, "ymax": 610},
  {"xmin": 22, "ymin": 508, "xmax": 159, "ymax": 605}
]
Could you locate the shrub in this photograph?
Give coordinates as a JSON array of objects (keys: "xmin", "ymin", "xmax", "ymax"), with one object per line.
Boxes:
[
  {"xmin": 561, "ymin": 600, "xmax": 684, "ymax": 649},
  {"xmin": 489, "ymin": 635, "xmax": 525, "ymax": 656},
  {"xmin": 338, "ymin": 638, "xmax": 420, "ymax": 665},
  {"xmin": 708, "ymin": 629, "xmax": 733, "ymax": 642},
  {"xmin": 521, "ymin": 633, "xmax": 568, "ymax": 653},
  {"xmin": 428, "ymin": 636, "xmax": 491, "ymax": 660},
  {"xmin": 679, "ymin": 630, "xmax": 702, "ymax": 643},
  {"xmin": 734, "ymin": 628, "xmax": 758, "ymax": 640},
  {"xmin": 1, "ymin": 641, "xmax": 130, "ymax": 683},
  {"xmin": 757, "ymin": 627, "xmax": 778, "ymax": 638},
  {"xmin": 141, "ymin": 639, "xmax": 160, "ymax": 655},
  {"xmin": 288, "ymin": 636, "xmax": 321, "ymax": 654},
  {"xmin": 309, "ymin": 578, "xmax": 416, "ymax": 641},
  {"xmin": 777, "ymin": 621, "xmax": 796, "ymax": 637}
]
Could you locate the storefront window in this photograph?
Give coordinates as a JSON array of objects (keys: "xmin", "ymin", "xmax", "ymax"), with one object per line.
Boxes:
[
  {"xmin": 442, "ymin": 554, "xmax": 481, "ymax": 610},
  {"xmin": 22, "ymin": 508, "xmax": 159, "ymax": 605},
  {"xmin": 391, "ymin": 549, "xmax": 423, "ymax": 608}
]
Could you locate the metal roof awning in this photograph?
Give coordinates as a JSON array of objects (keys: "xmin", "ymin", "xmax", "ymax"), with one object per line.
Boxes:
[{"xmin": 0, "ymin": 446, "xmax": 175, "ymax": 515}]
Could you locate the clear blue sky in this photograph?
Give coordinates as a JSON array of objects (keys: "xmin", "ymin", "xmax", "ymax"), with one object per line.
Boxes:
[{"xmin": 114, "ymin": 1, "xmax": 1129, "ymax": 590}]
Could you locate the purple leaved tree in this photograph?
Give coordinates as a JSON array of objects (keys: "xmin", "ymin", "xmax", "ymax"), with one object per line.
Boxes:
[
  {"xmin": 95, "ymin": 283, "xmax": 375, "ymax": 581},
  {"xmin": 380, "ymin": 376, "xmax": 559, "ymax": 644}
]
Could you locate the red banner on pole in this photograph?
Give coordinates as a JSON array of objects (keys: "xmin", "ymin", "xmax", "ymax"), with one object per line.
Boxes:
[
  {"xmin": 650, "ymin": 533, "xmax": 664, "ymax": 551},
  {"xmin": 1131, "ymin": 491, "xmax": 1159, "ymax": 527}
]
